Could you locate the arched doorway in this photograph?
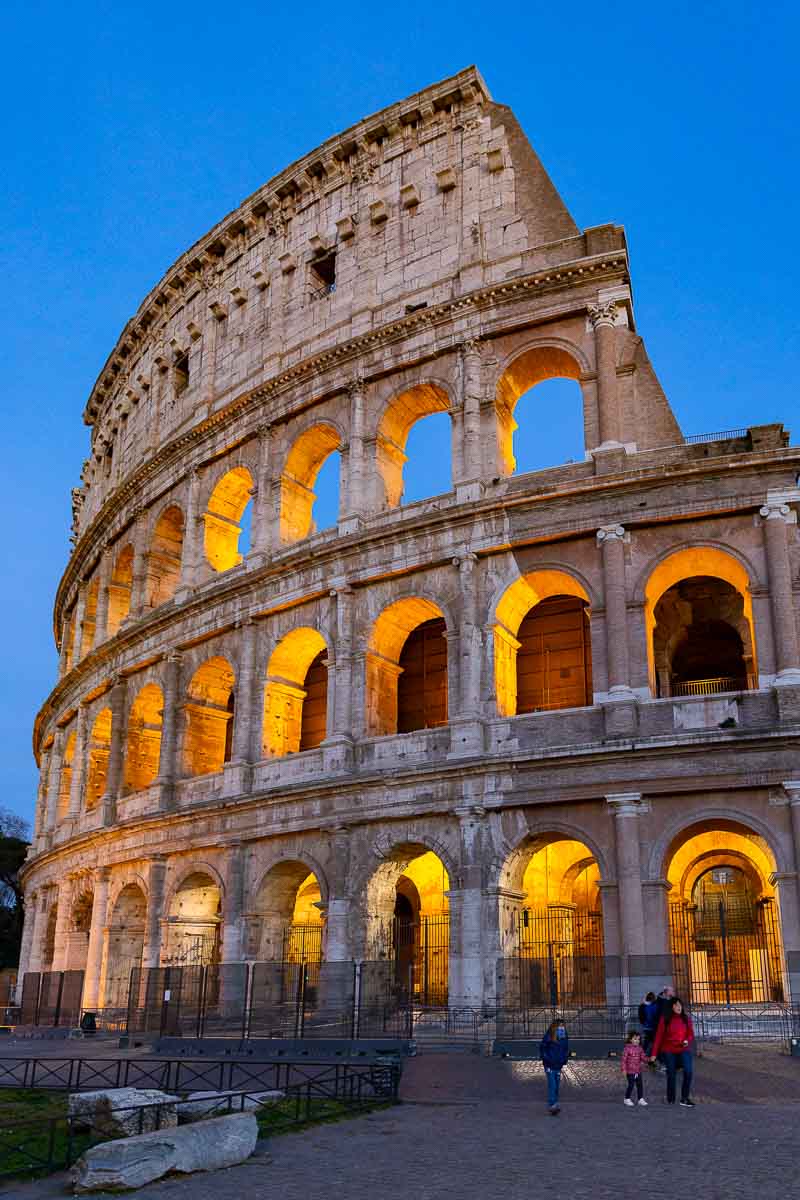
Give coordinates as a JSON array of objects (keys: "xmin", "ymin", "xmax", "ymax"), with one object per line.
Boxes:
[
  {"xmin": 182, "ymin": 657, "xmax": 236, "ymax": 776},
  {"xmin": 165, "ymin": 873, "xmax": 222, "ymax": 965},
  {"xmin": 262, "ymin": 629, "xmax": 329, "ymax": 756},
  {"xmin": 66, "ymin": 888, "xmax": 93, "ymax": 973},
  {"xmin": 665, "ymin": 822, "xmax": 785, "ymax": 1003},
  {"xmin": 366, "ymin": 846, "xmax": 450, "ymax": 1006},
  {"xmin": 503, "ymin": 835, "xmax": 605, "ymax": 1006},
  {"xmin": 495, "ymin": 346, "xmax": 585, "ymax": 477},
  {"xmin": 367, "ymin": 599, "xmax": 448, "ymax": 736},
  {"xmin": 251, "ymin": 861, "xmax": 324, "ymax": 964},
  {"xmin": 103, "ymin": 884, "xmax": 146, "ymax": 1010}
]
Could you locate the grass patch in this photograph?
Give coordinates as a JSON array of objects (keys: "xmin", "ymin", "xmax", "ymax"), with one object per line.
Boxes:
[{"xmin": 256, "ymin": 1095, "xmax": 393, "ymax": 1136}]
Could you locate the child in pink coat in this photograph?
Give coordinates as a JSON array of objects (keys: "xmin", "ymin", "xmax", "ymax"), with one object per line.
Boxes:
[{"xmin": 621, "ymin": 1030, "xmax": 649, "ymax": 1106}]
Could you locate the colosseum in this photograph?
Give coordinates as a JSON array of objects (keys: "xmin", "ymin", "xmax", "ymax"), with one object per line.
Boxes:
[{"xmin": 18, "ymin": 66, "xmax": 800, "ymax": 1033}]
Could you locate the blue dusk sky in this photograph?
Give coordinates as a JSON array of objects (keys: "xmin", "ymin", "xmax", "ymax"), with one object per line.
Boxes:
[{"xmin": 2, "ymin": 1, "xmax": 798, "ymax": 827}]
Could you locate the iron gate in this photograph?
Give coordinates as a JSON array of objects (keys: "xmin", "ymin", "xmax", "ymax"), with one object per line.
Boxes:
[
  {"xmin": 368, "ymin": 914, "xmax": 449, "ymax": 1007},
  {"xmin": 515, "ymin": 905, "xmax": 606, "ymax": 1006},
  {"xmin": 669, "ymin": 899, "xmax": 785, "ymax": 1004}
]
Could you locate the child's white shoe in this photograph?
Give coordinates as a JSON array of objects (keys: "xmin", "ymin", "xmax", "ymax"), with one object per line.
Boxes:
[
  {"xmin": 638, "ymin": 1098, "xmax": 648, "ymax": 1106},
  {"xmin": 624, "ymin": 1098, "xmax": 635, "ymax": 1106}
]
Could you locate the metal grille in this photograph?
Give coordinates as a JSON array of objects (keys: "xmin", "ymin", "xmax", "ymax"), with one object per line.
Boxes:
[
  {"xmin": 670, "ymin": 899, "xmax": 785, "ymax": 1004},
  {"xmin": 515, "ymin": 906, "xmax": 606, "ymax": 1006},
  {"xmin": 281, "ymin": 923, "xmax": 323, "ymax": 964},
  {"xmin": 370, "ymin": 915, "xmax": 449, "ymax": 1007}
]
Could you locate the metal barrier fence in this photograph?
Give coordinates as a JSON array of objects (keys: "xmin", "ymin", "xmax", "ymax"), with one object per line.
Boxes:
[
  {"xmin": 0, "ymin": 1061, "xmax": 400, "ymax": 1179},
  {"xmin": 19, "ymin": 971, "xmax": 84, "ymax": 1028}
]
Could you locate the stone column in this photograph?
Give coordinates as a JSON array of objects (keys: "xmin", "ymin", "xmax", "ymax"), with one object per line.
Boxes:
[
  {"xmin": 15, "ymin": 891, "xmax": 38, "ymax": 1001},
  {"xmin": 156, "ymin": 652, "xmax": 182, "ymax": 807},
  {"xmin": 457, "ymin": 339, "xmax": 483, "ymax": 501},
  {"xmin": 607, "ymin": 794, "xmax": 646, "ymax": 975},
  {"xmin": 94, "ymin": 550, "xmax": 111, "ymax": 648},
  {"xmin": 221, "ymin": 842, "xmax": 245, "ymax": 964},
  {"xmin": 588, "ymin": 300, "xmax": 622, "ymax": 447},
  {"xmin": 323, "ymin": 584, "xmax": 356, "ymax": 774},
  {"xmin": 58, "ymin": 610, "xmax": 74, "ymax": 677},
  {"xmin": 761, "ymin": 502, "xmax": 800, "ymax": 683},
  {"xmin": 82, "ymin": 868, "xmax": 111, "ymax": 1010},
  {"xmin": 231, "ymin": 619, "xmax": 257, "ymax": 764},
  {"xmin": 50, "ymin": 880, "xmax": 73, "ymax": 973},
  {"xmin": 128, "ymin": 516, "xmax": 150, "ymax": 618},
  {"xmin": 448, "ymin": 805, "xmax": 487, "ymax": 1006},
  {"xmin": 177, "ymin": 469, "xmax": 202, "ymax": 595},
  {"xmin": 102, "ymin": 676, "xmax": 127, "ymax": 825},
  {"xmin": 449, "ymin": 554, "xmax": 485, "ymax": 758},
  {"xmin": 45, "ymin": 728, "xmax": 65, "ymax": 832},
  {"xmin": 33, "ymin": 748, "xmax": 51, "ymax": 840},
  {"xmin": 67, "ymin": 703, "xmax": 89, "ymax": 819},
  {"xmin": 251, "ymin": 424, "xmax": 274, "ymax": 558},
  {"xmin": 322, "ymin": 825, "xmax": 352, "ymax": 962},
  {"xmin": 341, "ymin": 377, "xmax": 366, "ymax": 531},
  {"xmin": 142, "ymin": 857, "xmax": 168, "ymax": 968},
  {"xmin": 72, "ymin": 584, "xmax": 88, "ymax": 665},
  {"xmin": 597, "ymin": 525, "xmax": 632, "ymax": 695},
  {"xmin": 27, "ymin": 891, "xmax": 51, "ymax": 977}
]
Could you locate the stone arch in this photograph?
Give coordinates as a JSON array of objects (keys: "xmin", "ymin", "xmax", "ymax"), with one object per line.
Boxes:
[
  {"xmin": 85, "ymin": 708, "xmax": 112, "ymax": 811},
  {"xmin": 164, "ymin": 866, "xmax": 223, "ymax": 965},
  {"xmin": 493, "ymin": 342, "xmax": 587, "ymax": 477},
  {"xmin": 124, "ymin": 683, "xmax": 163, "ymax": 793},
  {"xmin": 279, "ymin": 422, "xmax": 343, "ymax": 544},
  {"xmin": 648, "ymin": 809, "xmax": 788, "ymax": 882},
  {"xmin": 107, "ymin": 542, "xmax": 134, "ymax": 636},
  {"xmin": 145, "ymin": 504, "xmax": 184, "ymax": 607},
  {"xmin": 79, "ymin": 577, "xmax": 100, "ymax": 658},
  {"xmin": 366, "ymin": 597, "xmax": 449, "ymax": 736},
  {"xmin": 492, "ymin": 569, "xmax": 593, "ymax": 716},
  {"xmin": 262, "ymin": 627, "xmax": 329, "ymax": 756},
  {"xmin": 496, "ymin": 821, "xmax": 612, "ymax": 894},
  {"xmin": 251, "ymin": 856, "xmax": 329, "ymax": 962},
  {"xmin": 182, "ymin": 656, "xmax": 236, "ymax": 777},
  {"xmin": 640, "ymin": 545, "xmax": 759, "ymax": 695},
  {"xmin": 376, "ymin": 382, "xmax": 452, "ymax": 508},
  {"xmin": 57, "ymin": 730, "xmax": 76, "ymax": 821},
  {"xmin": 104, "ymin": 881, "xmax": 147, "ymax": 1007},
  {"xmin": 203, "ymin": 466, "xmax": 254, "ymax": 572}
]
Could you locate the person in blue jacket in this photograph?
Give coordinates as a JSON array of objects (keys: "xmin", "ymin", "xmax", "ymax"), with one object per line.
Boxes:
[{"xmin": 540, "ymin": 1020, "xmax": 570, "ymax": 1114}]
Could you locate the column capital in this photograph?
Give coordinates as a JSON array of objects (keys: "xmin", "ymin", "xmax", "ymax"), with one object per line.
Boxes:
[
  {"xmin": 346, "ymin": 374, "xmax": 366, "ymax": 397},
  {"xmin": 597, "ymin": 524, "xmax": 626, "ymax": 544},
  {"xmin": 453, "ymin": 552, "xmax": 479, "ymax": 571},
  {"xmin": 164, "ymin": 649, "xmax": 183, "ymax": 665},
  {"xmin": 760, "ymin": 501, "xmax": 792, "ymax": 522},
  {"xmin": 588, "ymin": 299, "xmax": 621, "ymax": 329},
  {"xmin": 769, "ymin": 871, "xmax": 798, "ymax": 886},
  {"xmin": 94, "ymin": 866, "xmax": 112, "ymax": 884},
  {"xmin": 783, "ymin": 780, "xmax": 800, "ymax": 804},
  {"xmin": 606, "ymin": 791, "xmax": 643, "ymax": 815},
  {"xmin": 459, "ymin": 336, "xmax": 483, "ymax": 358}
]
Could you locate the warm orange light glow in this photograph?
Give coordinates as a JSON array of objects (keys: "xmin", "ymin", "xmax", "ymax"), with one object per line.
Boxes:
[
  {"xmin": 521, "ymin": 838, "xmax": 599, "ymax": 909},
  {"xmin": 401, "ymin": 851, "xmax": 450, "ymax": 915},
  {"xmin": 292, "ymin": 874, "xmax": 323, "ymax": 924},
  {"xmin": 366, "ymin": 597, "xmax": 445, "ymax": 735},
  {"xmin": 80, "ymin": 577, "xmax": 100, "ymax": 659},
  {"xmin": 279, "ymin": 424, "xmax": 341, "ymax": 544},
  {"xmin": 183, "ymin": 657, "xmax": 235, "ymax": 776},
  {"xmin": 203, "ymin": 467, "xmax": 253, "ymax": 572},
  {"xmin": 666, "ymin": 827, "xmax": 775, "ymax": 902},
  {"xmin": 85, "ymin": 708, "xmax": 112, "ymax": 811},
  {"xmin": 263, "ymin": 627, "xmax": 327, "ymax": 756},
  {"xmin": 124, "ymin": 683, "xmax": 164, "ymax": 792},
  {"xmin": 57, "ymin": 730, "xmax": 76, "ymax": 820},
  {"xmin": 377, "ymin": 385, "xmax": 450, "ymax": 507},
  {"xmin": 494, "ymin": 570, "xmax": 590, "ymax": 717},
  {"xmin": 107, "ymin": 544, "xmax": 134, "ymax": 637}
]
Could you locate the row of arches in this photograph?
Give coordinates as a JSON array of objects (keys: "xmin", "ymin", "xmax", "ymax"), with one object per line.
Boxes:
[{"xmin": 38, "ymin": 814, "xmax": 788, "ymax": 1010}]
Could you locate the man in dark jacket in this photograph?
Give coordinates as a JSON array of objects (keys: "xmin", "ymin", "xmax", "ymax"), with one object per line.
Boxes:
[
  {"xmin": 540, "ymin": 1021, "xmax": 570, "ymax": 1115},
  {"xmin": 638, "ymin": 992, "xmax": 659, "ymax": 1057}
]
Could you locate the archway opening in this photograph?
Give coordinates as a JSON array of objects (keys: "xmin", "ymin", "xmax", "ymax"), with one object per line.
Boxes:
[
  {"xmin": 203, "ymin": 467, "xmax": 253, "ymax": 572},
  {"xmin": 652, "ymin": 576, "xmax": 753, "ymax": 697},
  {"xmin": 252, "ymin": 862, "xmax": 324, "ymax": 963},
  {"xmin": 377, "ymin": 385, "xmax": 451, "ymax": 509},
  {"xmin": 124, "ymin": 684, "xmax": 164, "ymax": 793},
  {"xmin": 85, "ymin": 708, "xmax": 112, "ymax": 811},
  {"xmin": 664, "ymin": 821, "xmax": 785, "ymax": 1003},
  {"xmin": 367, "ymin": 598, "xmax": 447, "ymax": 736},
  {"xmin": 107, "ymin": 543, "xmax": 134, "ymax": 637},
  {"xmin": 104, "ymin": 883, "xmax": 147, "ymax": 1008},
  {"xmin": 279, "ymin": 424, "xmax": 341, "ymax": 544},
  {"xmin": 57, "ymin": 730, "xmax": 76, "ymax": 821},
  {"xmin": 42, "ymin": 903, "xmax": 57, "ymax": 971},
  {"xmin": 66, "ymin": 888, "xmax": 93, "ymax": 972},
  {"xmin": 366, "ymin": 845, "xmax": 450, "ymax": 1006},
  {"xmin": 644, "ymin": 548, "xmax": 757, "ymax": 696},
  {"xmin": 495, "ymin": 347, "xmax": 583, "ymax": 477},
  {"xmin": 401, "ymin": 411, "xmax": 452, "ymax": 505},
  {"xmin": 183, "ymin": 657, "xmax": 236, "ymax": 777},
  {"xmin": 146, "ymin": 505, "xmax": 184, "ymax": 608},
  {"xmin": 165, "ymin": 872, "xmax": 221, "ymax": 965},
  {"xmin": 494, "ymin": 571, "xmax": 592, "ymax": 716},
  {"xmin": 263, "ymin": 629, "xmax": 328, "ymax": 757},
  {"xmin": 80, "ymin": 578, "xmax": 100, "ymax": 658},
  {"xmin": 502, "ymin": 835, "xmax": 605, "ymax": 1007}
]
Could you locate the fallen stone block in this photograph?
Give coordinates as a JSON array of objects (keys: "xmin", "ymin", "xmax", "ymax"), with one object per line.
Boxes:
[
  {"xmin": 178, "ymin": 1088, "xmax": 284, "ymax": 1120},
  {"xmin": 72, "ymin": 1111, "xmax": 259, "ymax": 1193},
  {"xmin": 68, "ymin": 1088, "xmax": 179, "ymax": 1136}
]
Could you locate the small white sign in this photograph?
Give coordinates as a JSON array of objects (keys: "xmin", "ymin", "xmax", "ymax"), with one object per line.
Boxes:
[{"xmin": 164, "ymin": 989, "xmax": 171, "ymax": 1001}]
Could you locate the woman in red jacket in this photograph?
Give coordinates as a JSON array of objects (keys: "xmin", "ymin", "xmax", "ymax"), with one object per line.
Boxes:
[{"xmin": 650, "ymin": 997, "xmax": 695, "ymax": 1106}]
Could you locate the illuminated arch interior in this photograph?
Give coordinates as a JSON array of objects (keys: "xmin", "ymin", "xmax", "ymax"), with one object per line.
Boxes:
[
  {"xmin": 366, "ymin": 598, "xmax": 446, "ymax": 736},
  {"xmin": 495, "ymin": 347, "xmax": 583, "ymax": 476},
  {"xmin": 279, "ymin": 424, "xmax": 341, "ymax": 544},
  {"xmin": 146, "ymin": 505, "xmax": 184, "ymax": 607},
  {"xmin": 57, "ymin": 730, "xmax": 76, "ymax": 820},
  {"xmin": 376, "ymin": 384, "xmax": 450, "ymax": 508},
  {"xmin": 263, "ymin": 628, "xmax": 328, "ymax": 757},
  {"xmin": 124, "ymin": 683, "xmax": 164, "ymax": 792},
  {"xmin": 252, "ymin": 861, "xmax": 324, "ymax": 962},
  {"xmin": 494, "ymin": 570, "xmax": 591, "ymax": 716},
  {"xmin": 166, "ymin": 872, "xmax": 221, "ymax": 965},
  {"xmin": 79, "ymin": 577, "xmax": 100, "ymax": 658},
  {"xmin": 183, "ymin": 657, "xmax": 235, "ymax": 777},
  {"xmin": 107, "ymin": 543, "xmax": 134, "ymax": 637},
  {"xmin": 85, "ymin": 707, "xmax": 112, "ymax": 811},
  {"xmin": 203, "ymin": 467, "xmax": 253, "ymax": 572}
]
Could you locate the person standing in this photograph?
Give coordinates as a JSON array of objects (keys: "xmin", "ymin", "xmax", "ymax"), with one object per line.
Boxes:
[
  {"xmin": 638, "ymin": 991, "xmax": 658, "ymax": 1058},
  {"xmin": 540, "ymin": 1020, "xmax": 570, "ymax": 1115},
  {"xmin": 621, "ymin": 1030, "xmax": 649, "ymax": 1106},
  {"xmin": 650, "ymin": 998, "xmax": 695, "ymax": 1106}
]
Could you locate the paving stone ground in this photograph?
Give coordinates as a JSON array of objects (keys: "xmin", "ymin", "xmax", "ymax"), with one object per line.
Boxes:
[{"xmin": 5, "ymin": 1045, "xmax": 800, "ymax": 1200}]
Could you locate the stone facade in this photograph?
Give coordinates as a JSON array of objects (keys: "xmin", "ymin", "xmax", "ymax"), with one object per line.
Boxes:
[{"xmin": 19, "ymin": 67, "xmax": 800, "ymax": 1012}]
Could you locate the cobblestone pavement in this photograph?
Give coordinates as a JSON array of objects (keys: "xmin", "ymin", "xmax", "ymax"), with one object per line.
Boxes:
[{"xmin": 6, "ymin": 1046, "xmax": 800, "ymax": 1200}]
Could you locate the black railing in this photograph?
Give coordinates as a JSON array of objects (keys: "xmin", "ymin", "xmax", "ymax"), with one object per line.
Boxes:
[{"xmin": 0, "ymin": 1061, "xmax": 399, "ymax": 1179}]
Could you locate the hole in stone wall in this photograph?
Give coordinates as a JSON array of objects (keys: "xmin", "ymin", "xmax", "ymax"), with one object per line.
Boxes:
[
  {"xmin": 401, "ymin": 411, "xmax": 452, "ymax": 504},
  {"xmin": 513, "ymin": 378, "xmax": 585, "ymax": 474}
]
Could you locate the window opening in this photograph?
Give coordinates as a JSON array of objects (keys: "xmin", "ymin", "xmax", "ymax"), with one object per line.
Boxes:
[
  {"xmin": 513, "ymin": 378, "xmax": 584, "ymax": 474},
  {"xmin": 401, "ymin": 411, "xmax": 451, "ymax": 505},
  {"xmin": 309, "ymin": 251, "xmax": 336, "ymax": 299}
]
